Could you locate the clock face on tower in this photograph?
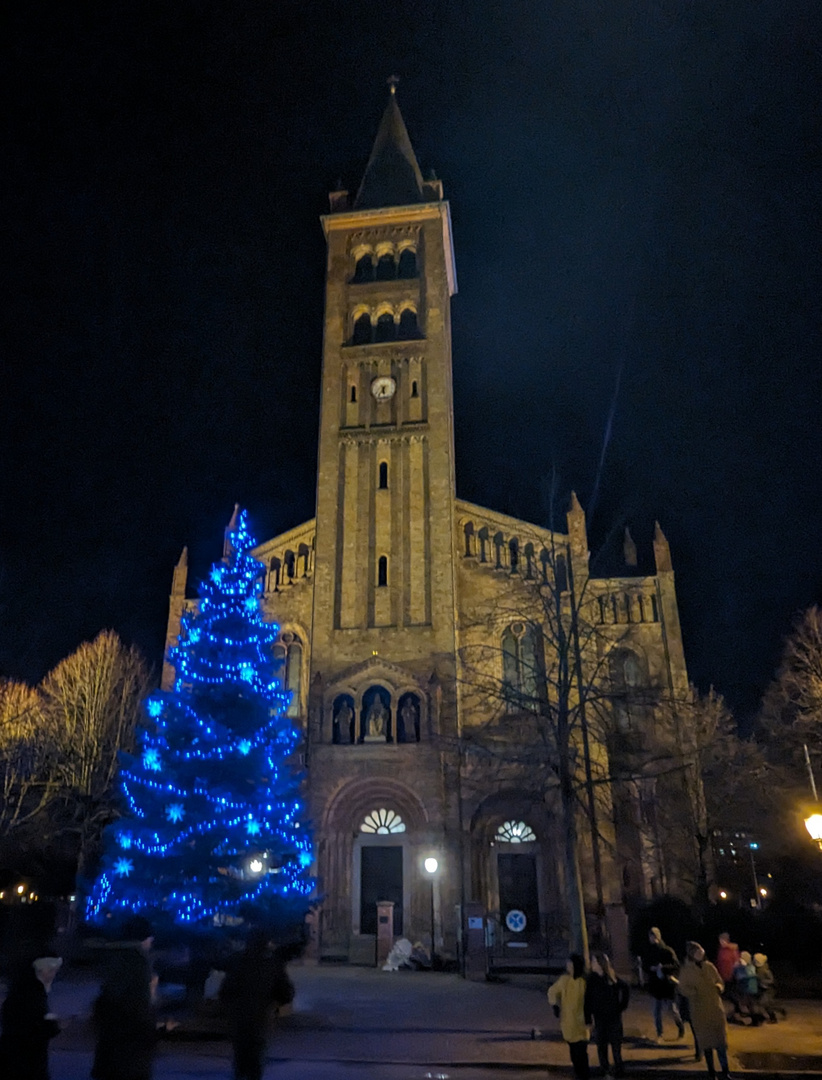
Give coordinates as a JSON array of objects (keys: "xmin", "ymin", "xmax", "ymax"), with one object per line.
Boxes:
[{"xmin": 371, "ymin": 376, "xmax": 396, "ymax": 402}]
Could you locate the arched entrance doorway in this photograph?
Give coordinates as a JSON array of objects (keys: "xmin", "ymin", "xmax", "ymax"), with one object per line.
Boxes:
[
  {"xmin": 320, "ymin": 778, "xmax": 428, "ymax": 957},
  {"xmin": 470, "ymin": 793, "xmax": 564, "ymax": 966}
]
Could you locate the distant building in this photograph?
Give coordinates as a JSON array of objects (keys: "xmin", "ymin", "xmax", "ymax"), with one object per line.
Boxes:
[
  {"xmin": 163, "ymin": 88, "xmax": 700, "ymax": 962},
  {"xmin": 711, "ymin": 828, "xmax": 771, "ymax": 908}
]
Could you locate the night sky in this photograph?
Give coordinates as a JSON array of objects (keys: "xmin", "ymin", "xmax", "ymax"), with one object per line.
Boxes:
[{"xmin": 2, "ymin": 2, "xmax": 821, "ymax": 721}]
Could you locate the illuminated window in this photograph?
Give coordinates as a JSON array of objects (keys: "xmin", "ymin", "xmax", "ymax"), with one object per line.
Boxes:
[
  {"xmin": 361, "ymin": 808, "xmax": 406, "ymax": 834},
  {"xmin": 496, "ymin": 820, "xmax": 536, "ymax": 843}
]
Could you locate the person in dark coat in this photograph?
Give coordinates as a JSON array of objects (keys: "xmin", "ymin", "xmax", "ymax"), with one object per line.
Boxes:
[
  {"xmin": 584, "ymin": 952, "xmax": 629, "ymax": 1077},
  {"xmin": 91, "ymin": 945, "xmax": 156, "ymax": 1080},
  {"xmin": 643, "ymin": 927, "xmax": 684, "ymax": 1041},
  {"xmin": 220, "ymin": 928, "xmax": 290, "ymax": 1080},
  {"xmin": 0, "ymin": 956, "xmax": 62, "ymax": 1080}
]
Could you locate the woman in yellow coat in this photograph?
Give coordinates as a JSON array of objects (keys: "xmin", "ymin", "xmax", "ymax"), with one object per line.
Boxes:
[
  {"xmin": 676, "ymin": 941, "xmax": 730, "ymax": 1080},
  {"xmin": 548, "ymin": 954, "xmax": 590, "ymax": 1079}
]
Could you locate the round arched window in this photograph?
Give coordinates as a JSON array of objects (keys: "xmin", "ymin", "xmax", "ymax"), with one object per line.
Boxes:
[
  {"xmin": 360, "ymin": 808, "xmax": 406, "ymax": 834},
  {"xmin": 496, "ymin": 820, "xmax": 536, "ymax": 843}
]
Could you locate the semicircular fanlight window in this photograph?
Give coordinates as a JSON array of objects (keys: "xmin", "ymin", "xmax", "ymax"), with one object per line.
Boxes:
[
  {"xmin": 496, "ymin": 820, "xmax": 536, "ymax": 844},
  {"xmin": 360, "ymin": 808, "xmax": 406, "ymax": 834}
]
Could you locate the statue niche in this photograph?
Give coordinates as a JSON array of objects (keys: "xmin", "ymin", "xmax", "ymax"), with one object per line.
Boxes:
[
  {"xmin": 397, "ymin": 693, "xmax": 421, "ymax": 743},
  {"xmin": 361, "ymin": 685, "xmax": 391, "ymax": 743},
  {"xmin": 332, "ymin": 695, "xmax": 356, "ymax": 744}
]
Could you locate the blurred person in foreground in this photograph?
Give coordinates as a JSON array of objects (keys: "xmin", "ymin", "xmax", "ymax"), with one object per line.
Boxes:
[
  {"xmin": 0, "ymin": 955, "xmax": 62, "ymax": 1080},
  {"xmin": 220, "ymin": 928, "xmax": 293, "ymax": 1080},
  {"xmin": 92, "ymin": 916, "xmax": 157, "ymax": 1080}
]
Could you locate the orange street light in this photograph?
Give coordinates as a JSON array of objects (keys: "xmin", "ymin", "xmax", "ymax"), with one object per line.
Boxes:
[{"xmin": 805, "ymin": 811, "xmax": 822, "ymax": 850}]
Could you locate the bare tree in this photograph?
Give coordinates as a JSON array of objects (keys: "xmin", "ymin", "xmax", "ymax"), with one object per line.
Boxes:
[
  {"xmin": 457, "ymin": 525, "xmax": 644, "ymax": 956},
  {"xmin": 39, "ymin": 630, "xmax": 152, "ymax": 879},
  {"xmin": 454, "ymin": 508, "xmax": 707, "ymax": 958},
  {"xmin": 760, "ymin": 604, "xmax": 822, "ymax": 792},
  {"xmin": 642, "ymin": 687, "xmax": 778, "ymax": 912},
  {"xmin": 0, "ymin": 680, "xmax": 60, "ymax": 837}
]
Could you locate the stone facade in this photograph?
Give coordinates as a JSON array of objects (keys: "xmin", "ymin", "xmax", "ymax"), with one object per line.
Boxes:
[{"xmin": 162, "ymin": 91, "xmax": 698, "ymax": 962}]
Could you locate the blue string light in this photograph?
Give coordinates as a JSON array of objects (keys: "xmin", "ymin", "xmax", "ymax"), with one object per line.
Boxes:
[{"xmin": 86, "ymin": 509, "xmax": 314, "ymax": 927}]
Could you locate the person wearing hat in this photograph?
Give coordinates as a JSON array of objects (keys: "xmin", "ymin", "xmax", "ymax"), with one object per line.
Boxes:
[
  {"xmin": 752, "ymin": 953, "xmax": 782, "ymax": 1024},
  {"xmin": 0, "ymin": 955, "xmax": 62, "ymax": 1080}
]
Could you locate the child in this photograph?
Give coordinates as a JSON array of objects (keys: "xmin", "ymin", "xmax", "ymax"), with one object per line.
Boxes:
[{"xmin": 732, "ymin": 951, "xmax": 758, "ymax": 1022}]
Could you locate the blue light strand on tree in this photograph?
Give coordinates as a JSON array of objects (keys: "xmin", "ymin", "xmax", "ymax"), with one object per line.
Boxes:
[{"xmin": 87, "ymin": 509, "xmax": 314, "ymax": 927}]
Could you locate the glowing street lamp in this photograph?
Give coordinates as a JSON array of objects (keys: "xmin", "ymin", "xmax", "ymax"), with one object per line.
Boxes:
[
  {"xmin": 805, "ymin": 812, "xmax": 822, "ymax": 851},
  {"xmin": 423, "ymin": 856, "xmax": 440, "ymax": 963},
  {"xmin": 248, "ymin": 857, "xmax": 264, "ymax": 875}
]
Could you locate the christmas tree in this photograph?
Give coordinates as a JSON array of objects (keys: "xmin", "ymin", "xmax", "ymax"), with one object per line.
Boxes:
[{"xmin": 87, "ymin": 509, "xmax": 313, "ymax": 929}]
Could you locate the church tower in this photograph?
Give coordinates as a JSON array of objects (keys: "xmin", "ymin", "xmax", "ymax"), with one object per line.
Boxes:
[
  {"xmin": 305, "ymin": 85, "xmax": 463, "ymax": 959},
  {"xmin": 311, "ymin": 83, "xmax": 458, "ymax": 678}
]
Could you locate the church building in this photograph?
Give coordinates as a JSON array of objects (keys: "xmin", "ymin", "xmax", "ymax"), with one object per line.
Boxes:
[{"xmin": 163, "ymin": 88, "xmax": 697, "ymax": 965}]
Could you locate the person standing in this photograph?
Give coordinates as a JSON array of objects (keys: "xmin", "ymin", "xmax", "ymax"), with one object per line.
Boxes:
[
  {"xmin": 715, "ymin": 934, "xmax": 739, "ymax": 983},
  {"xmin": 677, "ymin": 941, "xmax": 731, "ymax": 1080},
  {"xmin": 732, "ymin": 951, "xmax": 757, "ymax": 1022},
  {"xmin": 0, "ymin": 956, "xmax": 62, "ymax": 1080},
  {"xmin": 644, "ymin": 927, "xmax": 684, "ymax": 1041},
  {"xmin": 92, "ymin": 923, "xmax": 157, "ymax": 1080},
  {"xmin": 584, "ymin": 952, "xmax": 629, "ymax": 1077},
  {"xmin": 715, "ymin": 933, "xmax": 741, "ymax": 1021},
  {"xmin": 548, "ymin": 954, "xmax": 590, "ymax": 1080},
  {"xmin": 220, "ymin": 928, "xmax": 285, "ymax": 1080}
]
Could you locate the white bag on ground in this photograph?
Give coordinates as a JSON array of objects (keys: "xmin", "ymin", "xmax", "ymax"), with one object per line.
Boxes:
[{"xmin": 382, "ymin": 937, "xmax": 413, "ymax": 971}]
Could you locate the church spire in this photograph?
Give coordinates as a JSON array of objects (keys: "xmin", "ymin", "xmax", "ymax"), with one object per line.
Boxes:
[{"xmin": 354, "ymin": 80, "xmax": 426, "ymax": 210}]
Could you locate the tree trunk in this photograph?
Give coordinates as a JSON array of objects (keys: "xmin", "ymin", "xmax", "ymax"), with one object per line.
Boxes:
[{"xmin": 558, "ymin": 735, "xmax": 588, "ymax": 962}]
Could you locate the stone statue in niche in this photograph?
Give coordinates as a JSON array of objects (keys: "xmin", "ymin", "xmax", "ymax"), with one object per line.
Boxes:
[
  {"xmin": 399, "ymin": 699, "xmax": 418, "ymax": 743},
  {"xmin": 364, "ymin": 698, "xmax": 388, "ymax": 741},
  {"xmin": 334, "ymin": 701, "xmax": 354, "ymax": 744}
]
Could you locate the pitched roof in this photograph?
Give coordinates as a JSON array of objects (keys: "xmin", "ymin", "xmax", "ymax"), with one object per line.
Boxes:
[{"xmin": 354, "ymin": 89, "xmax": 426, "ymax": 210}]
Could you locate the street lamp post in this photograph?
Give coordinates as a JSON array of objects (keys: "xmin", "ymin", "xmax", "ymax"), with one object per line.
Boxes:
[
  {"xmin": 424, "ymin": 856, "xmax": 439, "ymax": 965},
  {"xmin": 749, "ymin": 843, "xmax": 761, "ymax": 910}
]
